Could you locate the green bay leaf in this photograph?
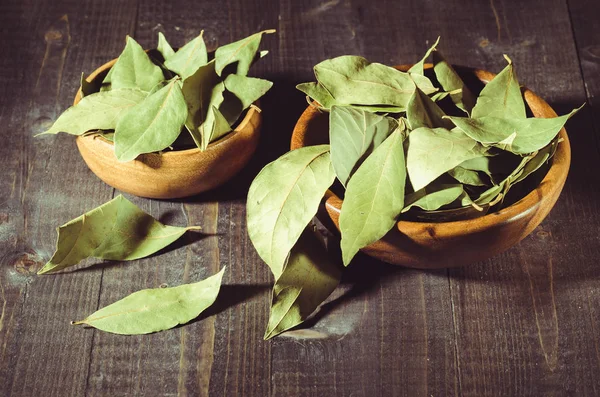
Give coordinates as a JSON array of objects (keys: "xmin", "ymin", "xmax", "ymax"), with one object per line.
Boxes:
[
  {"xmin": 164, "ymin": 31, "xmax": 208, "ymax": 79},
  {"xmin": 471, "ymin": 55, "xmax": 526, "ymax": 119},
  {"xmin": 402, "ymin": 184, "xmax": 464, "ymax": 212},
  {"xmin": 107, "ymin": 36, "xmax": 165, "ymax": 92},
  {"xmin": 406, "ymin": 127, "xmax": 488, "ymax": 191},
  {"xmin": 181, "ymin": 60, "xmax": 220, "ymax": 149},
  {"xmin": 329, "ymin": 106, "xmax": 395, "ymax": 186},
  {"xmin": 38, "ymin": 195, "xmax": 201, "ymax": 274},
  {"xmin": 408, "ymin": 36, "xmax": 440, "ymax": 76},
  {"xmin": 221, "ymin": 74, "xmax": 272, "ymax": 124},
  {"xmin": 313, "ymin": 55, "xmax": 437, "ymax": 109},
  {"xmin": 39, "ymin": 89, "xmax": 147, "ymax": 136},
  {"xmin": 204, "ymin": 105, "xmax": 231, "ymax": 145},
  {"xmin": 114, "ymin": 79, "xmax": 188, "ymax": 162},
  {"xmin": 157, "ymin": 32, "xmax": 175, "ymax": 61},
  {"xmin": 432, "ymin": 50, "xmax": 476, "ymax": 114},
  {"xmin": 340, "ymin": 130, "xmax": 406, "ymax": 266},
  {"xmin": 247, "ymin": 145, "xmax": 335, "ymax": 279},
  {"xmin": 73, "ymin": 268, "xmax": 225, "ymax": 335},
  {"xmin": 406, "ymin": 85, "xmax": 453, "ymax": 130},
  {"xmin": 215, "ymin": 29, "xmax": 276, "ymax": 76},
  {"xmin": 264, "ymin": 231, "xmax": 342, "ymax": 339},
  {"xmin": 448, "ymin": 166, "xmax": 488, "ymax": 186},
  {"xmin": 297, "ymin": 82, "xmax": 336, "ymax": 108},
  {"xmin": 447, "ymin": 106, "xmax": 580, "ymax": 154}
]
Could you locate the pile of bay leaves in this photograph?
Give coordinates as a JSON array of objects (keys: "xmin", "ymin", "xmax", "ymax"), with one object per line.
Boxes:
[
  {"xmin": 247, "ymin": 38, "xmax": 581, "ymax": 338},
  {"xmin": 40, "ymin": 30, "xmax": 274, "ymax": 160}
]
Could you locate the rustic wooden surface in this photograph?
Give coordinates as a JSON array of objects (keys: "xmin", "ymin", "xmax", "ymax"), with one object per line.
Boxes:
[{"xmin": 1, "ymin": 0, "xmax": 598, "ymax": 396}]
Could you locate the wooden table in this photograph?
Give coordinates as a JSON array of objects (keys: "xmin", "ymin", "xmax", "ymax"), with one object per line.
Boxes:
[{"xmin": 1, "ymin": 0, "xmax": 599, "ymax": 396}]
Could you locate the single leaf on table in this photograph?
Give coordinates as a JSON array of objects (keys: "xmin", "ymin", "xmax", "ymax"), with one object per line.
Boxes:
[
  {"xmin": 73, "ymin": 268, "xmax": 225, "ymax": 335},
  {"xmin": 402, "ymin": 184, "xmax": 465, "ymax": 212},
  {"xmin": 157, "ymin": 32, "xmax": 175, "ymax": 61},
  {"xmin": 432, "ymin": 50, "xmax": 476, "ymax": 114},
  {"xmin": 220, "ymin": 74, "xmax": 272, "ymax": 124},
  {"xmin": 37, "ymin": 89, "xmax": 147, "ymax": 136},
  {"xmin": 247, "ymin": 145, "xmax": 336, "ymax": 279},
  {"xmin": 340, "ymin": 130, "xmax": 406, "ymax": 266},
  {"xmin": 164, "ymin": 31, "xmax": 208, "ymax": 79},
  {"xmin": 107, "ymin": 36, "xmax": 165, "ymax": 92},
  {"xmin": 447, "ymin": 106, "xmax": 580, "ymax": 154},
  {"xmin": 203, "ymin": 105, "xmax": 231, "ymax": 146},
  {"xmin": 313, "ymin": 55, "xmax": 437, "ymax": 109},
  {"xmin": 264, "ymin": 231, "xmax": 342, "ymax": 339},
  {"xmin": 181, "ymin": 60, "xmax": 220, "ymax": 148},
  {"xmin": 406, "ymin": 85, "xmax": 453, "ymax": 130},
  {"xmin": 38, "ymin": 195, "xmax": 201, "ymax": 275},
  {"xmin": 329, "ymin": 106, "xmax": 395, "ymax": 186},
  {"xmin": 471, "ymin": 55, "xmax": 526, "ymax": 119},
  {"xmin": 448, "ymin": 166, "xmax": 489, "ymax": 186},
  {"xmin": 408, "ymin": 36, "xmax": 440, "ymax": 76},
  {"xmin": 406, "ymin": 127, "xmax": 489, "ymax": 191},
  {"xmin": 114, "ymin": 79, "xmax": 188, "ymax": 162},
  {"xmin": 215, "ymin": 29, "xmax": 276, "ymax": 76}
]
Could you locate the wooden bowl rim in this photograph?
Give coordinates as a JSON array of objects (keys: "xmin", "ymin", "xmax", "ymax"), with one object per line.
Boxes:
[
  {"xmin": 291, "ymin": 63, "xmax": 571, "ymax": 232},
  {"xmin": 75, "ymin": 57, "xmax": 260, "ymax": 157}
]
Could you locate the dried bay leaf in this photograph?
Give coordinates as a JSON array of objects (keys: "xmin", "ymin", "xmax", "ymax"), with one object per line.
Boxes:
[
  {"xmin": 471, "ymin": 55, "xmax": 526, "ymax": 119},
  {"xmin": 181, "ymin": 60, "xmax": 220, "ymax": 149},
  {"xmin": 247, "ymin": 145, "xmax": 336, "ymax": 279},
  {"xmin": 408, "ymin": 36, "xmax": 440, "ymax": 76},
  {"xmin": 432, "ymin": 50, "xmax": 476, "ymax": 114},
  {"xmin": 114, "ymin": 79, "xmax": 188, "ymax": 162},
  {"xmin": 38, "ymin": 195, "xmax": 201, "ymax": 275},
  {"xmin": 406, "ymin": 127, "xmax": 488, "ymax": 191},
  {"xmin": 264, "ymin": 231, "xmax": 342, "ymax": 339},
  {"xmin": 203, "ymin": 105, "xmax": 231, "ymax": 145},
  {"xmin": 164, "ymin": 31, "xmax": 208, "ymax": 79},
  {"xmin": 107, "ymin": 36, "xmax": 165, "ymax": 92},
  {"xmin": 329, "ymin": 106, "xmax": 395, "ymax": 186},
  {"xmin": 38, "ymin": 89, "xmax": 147, "ymax": 136},
  {"xmin": 313, "ymin": 55, "xmax": 437, "ymax": 109},
  {"xmin": 406, "ymin": 85, "xmax": 453, "ymax": 130},
  {"xmin": 157, "ymin": 32, "xmax": 175, "ymax": 61},
  {"xmin": 448, "ymin": 166, "xmax": 489, "ymax": 186},
  {"xmin": 402, "ymin": 184, "xmax": 465, "ymax": 212},
  {"xmin": 513, "ymin": 138, "xmax": 559, "ymax": 184},
  {"xmin": 447, "ymin": 106, "xmax": 580, "ymax": 154},
  {"xmin": 215, "ymin": 29, "xmax": 276, "ymax": 76},
  {"xmin": 297, "ymin": 82, "xmax": 336, "ymax": 108},
  {"xmin": 297, "ymin": 82, "xmax": 406, "ymax": 113},
  {"xmin": 73, "ymin": 268, "xmax": 225, "ymax": 334},
  {"xmin": 339, "ymin": 130, "xmax": 406, "ymax": 266},
  {"xmin": 221, "ymin": 74, "xmax": 272, "ymax": 124}
]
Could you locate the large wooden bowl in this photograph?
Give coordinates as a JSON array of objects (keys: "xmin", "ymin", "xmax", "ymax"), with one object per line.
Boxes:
[
  {"xmin": 75, "ymin": 59, "xmax": 261, "ymax": 199},
  {"xmin": 291, "ymin": 65, "xmax": 571, "ymax": 268}
]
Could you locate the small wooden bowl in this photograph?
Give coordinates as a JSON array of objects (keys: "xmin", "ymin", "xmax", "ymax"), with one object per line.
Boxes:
[
  {"xmin": 75, "ymin": 59, "xmax": 261, "ymax": 199},
  {"xmin": 291, "ymin": 65, "xmax": 571, "ymax": 269}
]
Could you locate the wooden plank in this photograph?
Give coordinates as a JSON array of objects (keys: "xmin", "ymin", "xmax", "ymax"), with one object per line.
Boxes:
[
  {"xmin": 431, "ymin": 0, "xmax": 600, "ymax": 395},
  {"xmin": 0, "ymin": 0, "xmax": 138, "ymax": 396}
]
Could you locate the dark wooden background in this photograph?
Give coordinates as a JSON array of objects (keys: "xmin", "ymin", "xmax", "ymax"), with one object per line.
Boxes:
[{"xmin": 1, "ymin": 0, "xmax": 599, "ymax": 396}]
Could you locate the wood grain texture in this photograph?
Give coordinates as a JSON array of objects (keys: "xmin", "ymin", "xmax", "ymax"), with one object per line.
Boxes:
[
  {"xmin": 0, "ymin": 1, "xmax": 136, "ymax": 396},
  {"xmin": 1, "ymin": 0, "xmax": 599, "ymax": 396}
]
